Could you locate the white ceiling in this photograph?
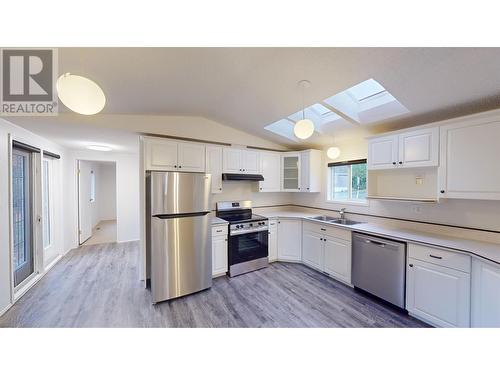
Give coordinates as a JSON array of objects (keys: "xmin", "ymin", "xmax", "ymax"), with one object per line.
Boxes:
[{"xmin": 6, "ymin": 47, "xmax": 500, "ymax": 149}]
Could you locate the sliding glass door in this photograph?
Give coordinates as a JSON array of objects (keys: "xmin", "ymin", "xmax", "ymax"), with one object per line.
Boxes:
[{"xmin": 12, "ymin": 147, "xmax": 35, "ymax": 287}]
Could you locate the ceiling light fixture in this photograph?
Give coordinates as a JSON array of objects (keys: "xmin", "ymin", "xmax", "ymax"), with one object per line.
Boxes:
[
  {"xmin": 57, "ymin": 73, "xmax": 106, "ymax": 115},
  {"xmin": 327, "ymin": 146, "xmax": 341, "ymax": 160},
  {"xmin": 87, "ymin": 145, "xmax": 112, "ymax": 152},
  {"xmin": 294, "ymin": 80, "xmax": 315, "ymax": 140}
]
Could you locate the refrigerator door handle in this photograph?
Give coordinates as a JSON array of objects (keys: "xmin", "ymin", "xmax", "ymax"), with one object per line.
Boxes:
[{"xmin": 153, "ymin": 211, "xmax": 211, "ymax": 219}]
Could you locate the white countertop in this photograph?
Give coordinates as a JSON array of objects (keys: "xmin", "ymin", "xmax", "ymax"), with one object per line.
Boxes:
[
  {"xmin": 211, "ymin": 216, "xmax": 228, "ymax": 225},
  {"xmin": 256, "ymin": 209, "xmax": 500, "ymax": 264}
]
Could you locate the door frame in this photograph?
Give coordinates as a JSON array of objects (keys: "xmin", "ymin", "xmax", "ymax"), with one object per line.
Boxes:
[
  {"xmin": 42, "ymin": 156, "xmax": 57, "ymax": 265},
  {"xmin": 76, "ymin": 159, "xmax": 118, "ymax": 246},
  {"xmin": 8, "ymin": 135, "xmax": 43, "ymax": 301}
]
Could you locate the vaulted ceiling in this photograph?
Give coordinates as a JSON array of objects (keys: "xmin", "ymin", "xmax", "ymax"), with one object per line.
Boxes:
[{"xmin": 7, "ymin": 47, "xmax": 500, "ymax": 149}]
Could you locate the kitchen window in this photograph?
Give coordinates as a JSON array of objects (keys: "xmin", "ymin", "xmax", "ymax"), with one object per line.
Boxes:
[{"xmin": 327, "ymin": 159, "xmax": 367, "ymax": 203}]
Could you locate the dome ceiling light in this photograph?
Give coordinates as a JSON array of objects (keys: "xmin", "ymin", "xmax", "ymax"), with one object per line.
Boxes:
[
  {"xmin": 87, "ymin": 145, "xmax": 112, "ymax": 151},
  {"xmin": 57, "ymin": 73, "xmax": 106, "ymax": 115},
  {"xmin": 294, "ymin": 80, "xmax": 315, "ymax": 140}
]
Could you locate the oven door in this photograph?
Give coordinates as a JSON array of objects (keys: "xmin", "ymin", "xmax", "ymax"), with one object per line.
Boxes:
[{"xmin": 228, "ymin": 230, "xmax": 268, "ymax": 266}]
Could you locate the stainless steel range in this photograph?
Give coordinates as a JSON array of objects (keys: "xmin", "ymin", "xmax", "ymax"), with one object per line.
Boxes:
[{"xmin": 216, "ymin": 201, "xmax": 268, "ymax": 277}]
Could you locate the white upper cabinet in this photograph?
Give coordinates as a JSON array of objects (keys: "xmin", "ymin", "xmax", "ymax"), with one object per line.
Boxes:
[
  {"xmin": 223, "ymin": 148, "xmax": 242, "ymax": 173},
  {"xmin": 281, "ymin": 153, "xmax": 301, "ymax": 191},
  {"xmin": 206, "ymin": 146, "xmax": 223, "ymax": 193},
  {"xmin": 222, "ymin": 148, "xmax": 261, "ymax": 174},
  {"xmin": 368, "ymin": 135, "xmax": 399, "ymax": 170},
  {"xmin": 439, "ymin": 119, "xmax": 500, "ymax": 200},
  {"xmin": 145, "ymin": 138, "xmax": 179, "ymax": 170},
  {"xmin": 177, "ymin": 142, "xmax": 206, "ymax": 172},
  {"xmin": 242, "ymin": 150, "xmax": 260, "ymax": 174},
  {"xmin": 259, "ymin": 152, "xmax": 281, "ymax": 192},
  {"xmin": 300, "ymin": 150, "xmax": 321, "ymax": 192},
  {"xmin": 368, "ymin": 128, "xmax": 438, "ymax": 170},
  {"xmin": 472, "ymin": 259, "xmax": 500, "ymax": 327},
  {"xmin": 145, "ymin": 138, "xmax": 205, "ymax": 172},
  {"xmin": 398, "ymin": 127, "xmax": 439, "ymax": 168}
]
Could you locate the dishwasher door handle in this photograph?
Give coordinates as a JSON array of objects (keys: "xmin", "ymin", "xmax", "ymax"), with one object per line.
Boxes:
[{"xmin": 364, "ymin": 239, "xmax": 386, "ymax": 247}]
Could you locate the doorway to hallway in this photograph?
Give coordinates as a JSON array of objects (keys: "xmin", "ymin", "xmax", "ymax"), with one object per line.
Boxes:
[{"xmin": 77, "ymin": 160, "xmax": 117, "ymax": 246}]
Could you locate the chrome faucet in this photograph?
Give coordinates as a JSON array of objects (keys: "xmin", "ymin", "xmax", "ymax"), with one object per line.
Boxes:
[{"xmin": 339, "ymin": 208, "xmax": 346, "ymax": 220}]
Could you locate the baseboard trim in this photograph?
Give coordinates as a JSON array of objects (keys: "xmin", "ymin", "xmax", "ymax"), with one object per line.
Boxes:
[{"xmin": 0, "ymin": 303, "xmax": 13, "ymax": 318}]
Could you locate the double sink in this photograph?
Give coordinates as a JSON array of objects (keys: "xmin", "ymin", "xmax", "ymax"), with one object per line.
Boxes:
[{"xmin": 307, "ymin": 215, "xmax": 362, "ymax": 226}]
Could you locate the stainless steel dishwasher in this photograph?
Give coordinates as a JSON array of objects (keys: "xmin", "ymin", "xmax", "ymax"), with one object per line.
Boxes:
[{"xmin": 352, "ymin": 233, "xmax": 406, "ymax": 309}]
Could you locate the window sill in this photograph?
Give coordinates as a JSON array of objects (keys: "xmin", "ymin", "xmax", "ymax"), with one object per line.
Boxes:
[{"xmin": 325, "ymin": 199, "xmax": 369, "ymax": 207}]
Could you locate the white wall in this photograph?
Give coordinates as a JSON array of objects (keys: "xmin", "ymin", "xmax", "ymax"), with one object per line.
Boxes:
[
  {"xmin": 97, "ymin": 163, "xmax": 117, "ymax": 221},
  {"xmin": 211, "ymin": 182, "xmax": 293, "ymax": 210},
  {"xmin": 0, "ymin": 118, "xmax": 66, "ymax": 315},
  {"xmin": 78, "ymin": 160, "xmax": 117, "ymax": 233},
  {"xmin": 64, "ymin": 149, "xmax": 139, "ymax": 251}
]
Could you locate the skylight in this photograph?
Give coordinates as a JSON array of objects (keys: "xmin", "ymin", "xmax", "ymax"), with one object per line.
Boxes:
[
  {"xmin": 324, "ymin": 78, "xmax": 409, "ymax": 124},
  {"xmin": 263, "ymin": 78, "xmax": 409, "ymax": 141},
  {"xmin": 347, "ymin": 78, "xmax": 386, "ymax": 102},
  {"xmin": 264, "ymin": 119, "xmax": 298, "ymax": 142}
]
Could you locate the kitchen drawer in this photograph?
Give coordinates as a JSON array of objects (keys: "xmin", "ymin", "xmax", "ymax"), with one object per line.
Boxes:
[
  {"xmin": 408, "ymin": 243, "xmax": 471, "ymax": 273},
  {"xmin": 303, "ymin": 220, "xmax": 351, "ymax": 241},
  {"xmin": 212, "ymin": 225, "xmax": 228, "ymax": 237}
]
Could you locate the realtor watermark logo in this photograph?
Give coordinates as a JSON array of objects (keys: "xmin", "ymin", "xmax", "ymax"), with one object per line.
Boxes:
[{"xmin": 0, "ymin": 48, "xmax": 58, "ymax": 116}]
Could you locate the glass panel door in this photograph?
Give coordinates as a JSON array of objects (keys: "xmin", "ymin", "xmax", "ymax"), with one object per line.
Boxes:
[
  {"xmin": 12, "ymin": 147, "xmax": 34, "ymax": 287},
  {"xmin": 282, "ymin": 155, "xmax": 299, "ymax": 190}
]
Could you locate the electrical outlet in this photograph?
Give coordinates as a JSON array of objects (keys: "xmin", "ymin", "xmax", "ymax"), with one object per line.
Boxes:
[{"xmin": 415, "ymin": 176, "xmax": 424, "ymax": 185}]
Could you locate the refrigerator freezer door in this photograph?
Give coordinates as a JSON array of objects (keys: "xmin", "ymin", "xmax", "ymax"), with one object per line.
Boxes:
[
  {"xmin": 151, "ymin": 213, "xmax": 212, "ymax": 303},
  {"xmin": 150, "ymin": 171, "xmax": 211, "ymax": 216}
]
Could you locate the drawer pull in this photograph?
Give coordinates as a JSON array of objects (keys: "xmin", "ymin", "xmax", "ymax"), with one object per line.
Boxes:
[
  {"xmin": 320, "ymin": 228, "xmax": 326, "ymax": 231},
  {"xmin": 429, "ymin": 254, "xmax": 443, "ymax": 259},
  {"xmin": 216, "ymin": 229, "xmax": 223, "ymax": 233}
]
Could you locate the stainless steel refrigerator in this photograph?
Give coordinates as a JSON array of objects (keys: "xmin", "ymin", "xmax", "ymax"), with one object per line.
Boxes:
[{"xmin": 146, "ymin": 171, "xmax": 212, "ymax": 303}]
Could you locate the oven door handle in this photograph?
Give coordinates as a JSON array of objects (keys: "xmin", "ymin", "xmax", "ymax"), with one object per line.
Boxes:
[{"xmin": 230, "ymin": 227, "xmax": 269, "ymax": 236}]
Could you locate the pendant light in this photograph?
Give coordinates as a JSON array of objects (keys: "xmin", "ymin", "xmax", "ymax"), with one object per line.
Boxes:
[
  {"xmin": 294, "ymin": 80, "xmax": 315, "ymax": 140},
  {"xmin": 327, "ymin": 146, "xmax": 341, "ymax": 160},
  {"xmin": 57, "ymin": 73, "xmax": 106, "ymax": 115}
]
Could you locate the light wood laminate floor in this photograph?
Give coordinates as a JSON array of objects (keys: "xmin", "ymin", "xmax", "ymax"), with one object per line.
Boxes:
[{"xmin": 0, "ymin": 241, "xmax": 428, "ymax": 328}]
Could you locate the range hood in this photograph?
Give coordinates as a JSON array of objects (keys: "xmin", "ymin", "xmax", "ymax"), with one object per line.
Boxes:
[{"xmin": 222, "ymin": 173, "xmax": 264, "ymax": 181}]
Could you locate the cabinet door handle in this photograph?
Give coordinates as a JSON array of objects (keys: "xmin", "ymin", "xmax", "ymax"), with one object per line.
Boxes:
[
  {"xmin": 216, "ymin": 229, "xmax": 222, "ymax": 233},
  {"xmin": 409, "ymin": 264, "xmax": 413, "ymax": 267},
  {"xmin": 399, "ymin": 161, "xmax": 403, "ymax": 165},
  {"xmin": 178, "ymin": 165, "xmax": 182, "ymax": 169},
  {"xmin": 440, "ymin": 190, "xmax": 445, "ymax": 194},
  {"xmin": 320, "ymin": 228, "xmax": 326, "ymax": 231},
  {"xmin": 429, "ymin": 254, "xmax": 443, "ymax": 260},
  {"xmin": 219, "ymin": 188, "xmax": 222, "ymax": 190},
  {"xmin": 174, "ymin": 165, "xmax": 178, "ymax": 168},
  {"xmin": 392, "ymin": 162, "xmax": 396, "ymax": 165}
]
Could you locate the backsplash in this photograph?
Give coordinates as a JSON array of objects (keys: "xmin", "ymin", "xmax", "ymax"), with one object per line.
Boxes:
[{"xmin": 210, "ymin": 181, "xmax": 293, "ymax": 210}]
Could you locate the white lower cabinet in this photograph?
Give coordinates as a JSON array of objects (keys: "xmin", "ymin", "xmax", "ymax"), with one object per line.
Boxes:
[
  {"xmin": 212, "ymin": 226, "xmax": 228, "ymax": 277},
  {"xmin": 268, "ymin": 220, "xmax": 278, "ymax": 262},
  {"xmin": 302, "ymin": 230, "xmax": 323, "ymax": 270},
  {"xmin": 301, "ymin": 221, "xmax": 352, "ymax": 284},
  {"xmin": 406, "ymin": 245, "xmax": 471, "ymax": 327},
  {"xmin": 277, "ymin": 219, "xmax": 302, "ymax": 261},
  {"xmin": 323, "ymin": 236, "xmax": 351, "ymax": 284},
  {"xmin": 472, "ymin": 259, "xmax": 500, "ymax": 327}
]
